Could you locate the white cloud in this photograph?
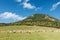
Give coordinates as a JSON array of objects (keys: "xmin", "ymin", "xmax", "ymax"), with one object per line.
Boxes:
[
  {"xmin": 23, "ymin": 2, "xmax": 36, "ymax": 9},
  {"xmin": 50, "ymin": 2, "xmax": 60, "ymax": 11},
  {"xmin": 16, "ymin": 0, "xmax": 42, "ymax": 10},
  {"xmin": 23, "ymin": 0, "xmax": 36, "ymax": 9},
  {"xmin": 0, "ymin": 12, "xmax": 26, "ymax": 21}
]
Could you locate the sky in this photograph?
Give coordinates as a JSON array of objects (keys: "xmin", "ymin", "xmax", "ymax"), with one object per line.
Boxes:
[{"xmin": 0, "ymin": 0, "xmax": 60, "ymax": 23}]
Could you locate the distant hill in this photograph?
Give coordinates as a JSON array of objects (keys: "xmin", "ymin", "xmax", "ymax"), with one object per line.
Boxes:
[
  {"xmin": 0, "ymin": 13, "xmax": 60, "ymax": 28},
  {"xmin": 11, "ymin": 13, "xmax": 60, "ymax": 28}
]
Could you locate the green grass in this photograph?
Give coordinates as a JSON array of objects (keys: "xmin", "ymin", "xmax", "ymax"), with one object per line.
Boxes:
[
  {"xmin": 0, "ymin": 32, "xmax": 60, "ymax": 40},
  {"xmin": 0, "ymin": 26, "xmax": 58, "ymax": 31},
  {"xmin": 0, "ymin": 26, "xmax": 60, "ymax": 40}
]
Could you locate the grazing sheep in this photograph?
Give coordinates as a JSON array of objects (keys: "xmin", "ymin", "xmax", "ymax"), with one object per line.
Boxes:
[
  {"xmin": 26, "ymin": 30, "xmax": 32, "ymax": 34},
  {"xmin": 12, "ymin": 30, "xmax": 16, "ymax": 33},
  {"xmin": 8, "ymin": 31, "xmax": 12, "ymax": 33}
]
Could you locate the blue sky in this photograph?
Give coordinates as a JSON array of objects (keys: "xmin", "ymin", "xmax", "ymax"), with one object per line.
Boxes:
[{"xmin": 0, "ymin": 0, "xmax": 60, "ymax": 23}]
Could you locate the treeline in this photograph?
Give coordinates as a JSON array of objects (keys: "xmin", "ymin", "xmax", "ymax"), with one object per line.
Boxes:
[
  {"xmin": 6, "ymin": 20, "xmax": 60, "ymax": 28},
  {"xmin": 19, "ymin": 21, "xmax": 60, "ymax": 28},
  {"xmin": 0, "ymin": 21, "xmax": 60, "ymax": 28}
]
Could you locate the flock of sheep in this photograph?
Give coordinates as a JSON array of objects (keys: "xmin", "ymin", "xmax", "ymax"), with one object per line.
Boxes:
[{"xmin": 1, "ymin": 29, "xmax": 60, "ymax": 33}]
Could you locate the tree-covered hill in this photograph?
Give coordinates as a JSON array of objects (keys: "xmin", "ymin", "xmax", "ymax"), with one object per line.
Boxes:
[{"xmin": 12, "ymin": 13, "xmax": 60, "ymax": 28}]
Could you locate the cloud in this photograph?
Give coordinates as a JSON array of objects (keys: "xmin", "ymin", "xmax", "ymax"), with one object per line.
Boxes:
[
  {"xmin": 50, "ymin": 2, "xmax": 60, "ymax": 11},
  {"xmin": 0, "ymin": 12, "xmax": 26, "ymax": 21},
  {"xmin": 16, "ymin": 0, "xmax": 42, "ymax": 10},
  {"xmin": 23, "ymin": 0, "xmax": 36, "ymax": 9},
  {"xmin": 23, "ymin": 2, "xmax": 36, "ymax": 9}
]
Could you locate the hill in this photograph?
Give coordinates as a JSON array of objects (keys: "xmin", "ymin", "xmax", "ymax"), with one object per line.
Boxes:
[{"xmin": 11, "ymin": 13, "xmax": 60, "ymax": 28}]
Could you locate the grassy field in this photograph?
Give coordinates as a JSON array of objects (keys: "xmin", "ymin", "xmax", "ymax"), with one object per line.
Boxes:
[
  {"xmin": 0, "ymin": 26, "xmax": 58, "ymax": 31},
  {"xmin": 0, "ymin": 26, "xmax": 60, "ymax": 40}
]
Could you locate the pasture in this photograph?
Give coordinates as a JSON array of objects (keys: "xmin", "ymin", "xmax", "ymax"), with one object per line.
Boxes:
[{"xmin": 0, "ymin": 26, "xmax": 60, "ymax": 40}]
